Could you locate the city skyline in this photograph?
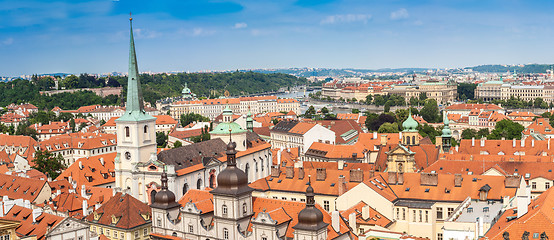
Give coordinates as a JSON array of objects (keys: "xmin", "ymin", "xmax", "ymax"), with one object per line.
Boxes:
[{"xmin": 2, "ymin": 0, "xmax": 554, "ymax": 76}]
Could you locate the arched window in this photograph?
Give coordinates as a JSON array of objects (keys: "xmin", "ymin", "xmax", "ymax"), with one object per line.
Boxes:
[
  {"xmin": 242, "ymin": 203, "xmax": 247, "ymax": 214},
  {"xmin": 125, "ymin": 127, "xmax": 130, "ymax": 138},
  {"xmin": 209, "ymin": 174, "xmax": 215, "ymax": 188},
  {"xmin": 150, "ymin": 190, "xmax": 157, "ymax": 204},
  {"xmin": 255, "ymin": 161, "xmax": 258, "ymax": 172},
  {"xmin": 245, "ymin": 163, "xmax": 250, "ymax": 177},
  {"xmin": 398, "ymin": 163, "xmax": 404, "ymax": 173},
  {"xmin": 412, "ymin": 136, "xmax": 415, "ymax": 145},
  {"xmin": 222, "ymin": 205, "xmax": 228, "ymax": 215},
  {"xmin": 407, "ymin": 137, "xmax": 410, "ymax": 145},
  {"xmin": 144, "ymin": 125, "xmax": 148, "ymax": 133},
  {"xmin": 223, "ymin": 228, "xmax": 229, "ymax": 239},
  {"xmin": 197, "ymin": 179, "xmax": 202, "ymax": 190},
  {"xmin": 183, "ymin": 183, "xmax": 189, "ymax": 195}
]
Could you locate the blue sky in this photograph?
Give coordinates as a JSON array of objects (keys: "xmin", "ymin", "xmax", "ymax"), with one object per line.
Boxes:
[{"xmin": 2, "ymin": 0, "xmax": 554, "ymax": 76}]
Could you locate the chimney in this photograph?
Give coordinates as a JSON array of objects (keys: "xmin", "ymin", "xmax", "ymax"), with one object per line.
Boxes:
[
  {"xmin": 348, "ymin": 212, "xmax": 356, "ymax": 230},
  {"xmin": 373, "ymin": 132, "xmax": 377, "ymax": 139},
  {"xmin": 271, "ymin": 166, "xmax": 281, "ymax": 177},
  {"xmin": 78, "ymin": 161, "xmax": 83, "ymax": 170},
  {"xmin": 316, "ymin": 168, "xmax": 326, "ymax": 181},
  {"xmin": 513, "ymin": 138, "xmax": 516, "ymax": 148},
  {"xmin": 505, "ymin": 175, "xmax": 520, "ymax": 188},
  {"xmin": 455, "ymin": 145, "xmax": 459, "ymax": 152},
  {"xmin": 549, "ymin": 138, "xmax": 551, "ymax": 150},
  {"xmin": 368, "ymin": 170, "xmax": 375, "ymax": 178},
  {"xmin": 471, "ymin": 137, "xmax": 475, "ymax": 147},
  {"xmin": 32, "ymin": 208, "xmax": 43, "ymax": 223},
  {"xmin": 338, "ymin": 160, "xmax": 344, "ymax": 170},
  {"xmin": 352, "ymin": 153, "xmax": 357, "ymax": 161},
  {"xmin": 480, "ymin": 137, "xmax": 485, "ymax": 147},
  {"xmin": 83, "ymin": 199, "xmax": 88, "ymax": 217},
  {"xmin": 81, "ymin": 185, "xmax": 87, "ymax": 198},
  {"xmin": 0, "ymin": 202, "xmax": 3, "ymax": 217},
  {"xmin": 387, "ymin": 172, "xmax": 397, "ymax": 185},
  {"xmin": 397, "ymin": 172, "xmax": 404, "ymax": 185},
  {"xmin": 3, "ymin": 200, "xmax": 14, "ymax": 215},
  {"xmin": 331, "ymin": 211, "xmax": 340, "ymax": 232},
  {"xmin": 532, "ymin": 138, "xmax": 535, "ymax": 147},
  {"xmin": 24, "ymin": 200, "xmax": 30, "ymax": 209},
  {"xmin": 286, "ymin": 166, "xmax": 294, "ymax": 179},
  {"xmin": 362, "ymin": 205, "xmax": 370, "ymax": 220},
  {"xmin": 338, "ymin": 176, "xmax": 347, "ymax": 195},
  {"xmin": 380, "ymin": 134, "xmax": 388, "ymax": 146},
  {"xmin": 349, "ymin": 169, "xmax": 363, "ymax": 182},
  {"xmin": 277, "ymin": 149, "xmax": 283, "ymax": 166},
  {"xmin": 454, "ymin": 174, "xmax": 462, "ymax": 187},
  {"xmin": 100, "ymin": 158, "xmax": 105, "ymax": 166},
  {"xmin": 420, "ymin": 172, "xmax": 438, "ymax": 186},
  {"xmin": 517, "ymin": 186, "xmax": 531, "ymax": 218},
  {"xmin": 298, "ymin": 167, "xmax": 304, "ymax": 179},
  {"xmin": 521, "ymin": 137, "xmax": 525, "ymax": 147},
  {"xmin": 399, "ymin": 131, "xmax": 402, "ymax": 140}
]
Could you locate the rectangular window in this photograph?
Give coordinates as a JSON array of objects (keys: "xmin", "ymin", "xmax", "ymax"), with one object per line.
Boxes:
[
  {"xmin": 419, "ymin": 210, "xmax": 422, "ymax": 222},
  {"xmin": 413, "ymin": 210, "xmax": 416, "ymax": 222},
  {"xmin": 396, "ymin": 208, "xmax": 400, "ymax": 220},
  {"xmin": 546, "ymin": 182, "xmax": 551, "ymax": 189},
  {"xmin": 438, "ymin": 233, "xmax": 443, "ymax": 240},
  {"xmin": 106, "ymin": 230, "xmax": 110, "ymax": 236},
  {"xmin": 324, "ymin": 201, "xmax": 330, "ymax": 212},
  {"xmin": 532, "ymin": 182, "xmax": 537, "ymax": 189},
  {"xmin": 402, "ymin": 208, "xmax": 406, "ymax": 220},
  {"xmin": 291, "ymin": 198, "xmax": 296, "ymax": 201},
  {"xmin": 121, "ymin": 233, "xmax": 124, "ymax": 239},
  {"xmin": 134, "ymin": 231, "xmax": 139, "ymax": 238},
  {"xmin": 189, "ymin": 225, "xmax": 194, "ymax": 233},
  {"xmin": 144, "ymin": 228, "xmax": 148, "ymax": 235},
  {"xmin": 447, "ymin": 208, "xmax": 454, "ymax": 218},
  {"xmin": 425, "ymin": 210, "xmax": 429, "ymax": 223},
  {"xmin": 437, "ymin": 207, "xmax": 443, "ymax": 220}
]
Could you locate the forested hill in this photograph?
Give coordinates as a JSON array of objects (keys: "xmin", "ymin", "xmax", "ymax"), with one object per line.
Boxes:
[
  {"xmin": 125, "ymin": 71, "xmax": 308, "ymax": 103},
  {"xmin": 0, "ymin": 72, "xmax": 307, "ymax": 110},
  {"xmin": 465, "ymin": 64, "xmax": 554, "ymax": 73}
]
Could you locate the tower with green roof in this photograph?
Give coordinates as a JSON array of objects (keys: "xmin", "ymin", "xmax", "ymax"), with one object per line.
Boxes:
[
  {"xmin": 210, "ymin": 106, "xmax": 248, "ymax": 151},
  {"xmin": 115, "ymin": 16, "xmax": 158, "ymax": 202},
  {"xmin": 441, "ymin": 114, "xmax": 452, "ymax": 153},
  {"xmin": 401, "ymin": 108, "xmax": 420, "ymax": 145}
]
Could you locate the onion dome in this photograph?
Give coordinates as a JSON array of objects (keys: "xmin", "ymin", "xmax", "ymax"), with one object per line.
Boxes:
[
  {"xmin": 182, "ymin": 83, "xmax": 191, "ymax": 94},
  {"xmin": 293, "ymin": 179, "xmax": 329, "ymax": 231},
  {"xmin": 402, "ymin": 109, "xmax": 419, "ymax": 132},
  {"xmin": 211, "ymin": 141, "xmax": 253, "ymax": 196},
  {"xmin": 151, "ymin": 172, "xmax": 180, "ymax": 210}
]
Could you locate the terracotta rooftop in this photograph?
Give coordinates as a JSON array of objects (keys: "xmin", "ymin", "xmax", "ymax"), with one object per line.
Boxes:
[
  {"xmin": 1, "ymin": 205, "xmax": 63, "ymax": 240},
  {"xmin": 0, "ymin": 173, "xmax": 48, "ymax": 203},
  {"xmin": 56, "ymin": 152, "xmax": 116, "ymax": 187},
  {"xmin": 445, "ymin": 104, "xmax": 503, "ymax": 111},
  {"xmin": 85, "ymin": 192, "xmax": 151, "ymax": 229}
]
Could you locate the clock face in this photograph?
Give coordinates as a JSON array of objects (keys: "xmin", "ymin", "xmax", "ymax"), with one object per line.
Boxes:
[{"xmin": 125, "ymin": 152, "xmax": 131, "ymax": 160}]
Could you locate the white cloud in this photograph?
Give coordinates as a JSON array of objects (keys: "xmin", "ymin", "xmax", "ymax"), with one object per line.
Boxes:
[
  {"xmin": 233, "ymin": 22, "xmax": 247, "ymax": 29},
  {"xmin": 320, "ymin": 14, "xmax": 372, "ymax": 24},
  {"xmin": 390, "ymin": 8, "xmax": 409, "ymax": 20},
  {"xmin": 0, "ymin": 37, "xmax": 14, "ymax": 46},
  {"xmin": 192, "ymin": 28, "xmax": 215, "ymax": 36}
]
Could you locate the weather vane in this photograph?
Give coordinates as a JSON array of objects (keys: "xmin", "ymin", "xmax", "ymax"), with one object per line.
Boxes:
[{"xmin": 129, "ymin": 12, "xmax": 133, "ymax": 21}]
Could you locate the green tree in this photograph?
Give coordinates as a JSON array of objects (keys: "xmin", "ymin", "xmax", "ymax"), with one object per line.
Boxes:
[
  {"xmin": 488, "ymin": 120, "xmax": 524, "ymax": 140},
  {"xmin": 321, "ymin": 107, "xmax": 329, "ymax": 114},
  {"xmin": 457, "ymin": 83, "xmax": 477, "ymax": 100},
  {"xmin": 378, "ymin": 122, "xmax": 399, "ymax": 133},
  {"xmin": 32, "ymin": 150, "xmax": 66, "ymax": 179},
  {"xmin": 62, "ymin": 75, "xmax": 79, "ymax": 89},
  {"xmin": 477, "ymin": 128, "xmax": 490, "ymax": 138},
  {"xmin": 420, "ymin": 99, "xmax": 440, "ymax": 123},
  {"xmin": 419, "ymin": 92, "xmax": 428, "ymax": 101},
  {"xmin": 173, "ymin": 140, "xmax": 183, "ymax": 148},
  {"xmin": 384, "ymin": 102, "xmax": 391, "ymax": 113},
  {"xmin": 156, "ymin": 132, "xmax": 167, "ymax": 147},
  {"xmin": 15, "ymin": 122, "xmax": 37, "ymax": 140},
  {"xmin": 304, "ymin": 106, "xmax": 316, "ymax": 119},
  {"xmin": 461, "ymin": 129, "xmax": 477, "ymax": 139},
  {"xmin": 180, "ymin": 113, "xmax": 210, "ymax": 127},
  {"xmin": 351, "ymin": 109, "xmax": 360, "ymax": 114},
  {"xmin": 418, "ymin": 124, "xmax": 441, "ymax": 144},
  {"xmin": 69, "ymin": 119, "xmax": 76, "ymax": 132}
]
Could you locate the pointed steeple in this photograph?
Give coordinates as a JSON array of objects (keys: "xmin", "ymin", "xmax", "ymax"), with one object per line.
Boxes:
[
  {"xmin": 126, "ymin": 16, "xmax": 144, "ymax": 113},
  {"xmin": 118, "ymin": 16, "xmax": 155, "ymax": 122}
]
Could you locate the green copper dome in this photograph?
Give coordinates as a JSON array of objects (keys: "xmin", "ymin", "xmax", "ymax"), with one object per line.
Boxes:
[
  {"xmin": 182, "ymin": 83, "xmax": 191, "ymax": 94},
  {"xmin": 402, "ymin": 109, "xmax": 419, "ymax": 132},
  {"xmin": 210, "ymin": 122, "xmax": 247, "ymax": 135}
]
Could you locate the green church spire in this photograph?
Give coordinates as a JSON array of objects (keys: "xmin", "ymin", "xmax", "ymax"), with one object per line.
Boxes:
[{"xmin": 117, "ymin": 16, "xmax": 155, "ymax": 122}]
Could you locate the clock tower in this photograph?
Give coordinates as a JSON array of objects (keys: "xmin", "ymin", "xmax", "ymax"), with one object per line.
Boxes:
[{"xmin": 114, "ymin": 16, "xmax": 157, "ymax": 201}]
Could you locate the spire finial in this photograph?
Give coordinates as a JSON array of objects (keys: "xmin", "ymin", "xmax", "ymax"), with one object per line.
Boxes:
[{"xmin": 129, "ymin": 11, "xmax": 133, "ymax": 21}]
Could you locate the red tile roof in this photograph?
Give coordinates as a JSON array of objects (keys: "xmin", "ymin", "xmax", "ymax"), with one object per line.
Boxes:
[
  {"xmin": 85, "ymin": 192, "xmax": 151, "ymax": 229},
  {"xmin": 523, "ymin": 118, "xmax": 554, "ymax": 136},
  {"xmin": 445, "ymin": 104, "xmax": 503, "ymax": 111},
  {"xmin": 340, "ymin": 201, "xmax": 392, "ymax": 228},
  {"xmin": 0, "ymin": 173, "xmax": 48, "ymax": 203},
  {"xmin": 1, "ymin": 205, "xmax": 63, "ymax": 240},
  {"xmin": 56, "ymin": 153, "xmax": 116, "ymax": 187},
  {"xmin": 484, "ymin": 187, "xmax": 554, "ymax": 240}
]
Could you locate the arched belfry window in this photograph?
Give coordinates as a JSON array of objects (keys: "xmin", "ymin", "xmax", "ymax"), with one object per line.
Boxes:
[
  {"xmin": 125, "ymin": 127, "xmax": 130, "ymax": 138},
  {"xmin": 144, "ymin": 125, "xmax": 148, "ymax": 133}
]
